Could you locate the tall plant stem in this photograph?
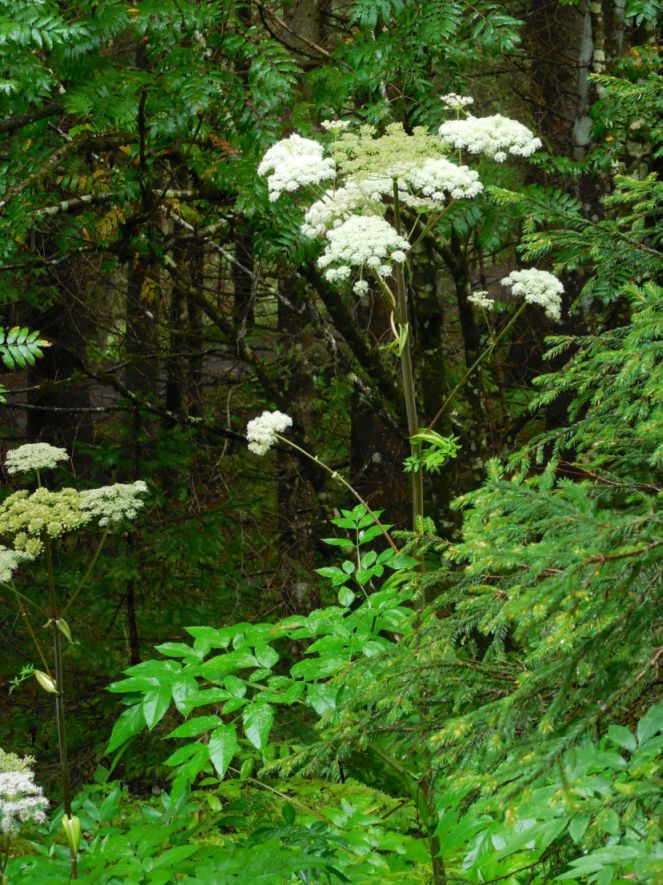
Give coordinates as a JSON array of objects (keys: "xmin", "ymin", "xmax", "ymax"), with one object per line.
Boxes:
[
  {"xmin": 44, "ymin": 537, "xmax": 78, "ymax": 879},
  {"xmin": 392, "ymin": 181, "xmax": 423, "ymax": 529},
  {"xmin": 275, "ymin": 435, "xmax": 398, "ymax": 553},
  {"xmin": 391, "ymin": 185, "xmax": 445, "ymax": 884}
]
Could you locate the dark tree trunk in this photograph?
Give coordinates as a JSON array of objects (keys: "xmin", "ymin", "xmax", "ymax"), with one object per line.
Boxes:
[{"xmin": 276, "ymin": 276, "xmax": 321, "ymax": 611}]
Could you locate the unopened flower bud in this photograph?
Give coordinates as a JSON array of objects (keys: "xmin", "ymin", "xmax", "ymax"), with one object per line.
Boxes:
[
  {"xmin": 35, "ymin": 670, "xmax": 59, "ymax": 694},
  {"xmin": 56, "ymin": 618, "xmax": 72, "ymax": 642},
  {"xmin": 62, "ymin": 814, "xmax": 81, "ymax": 855}
]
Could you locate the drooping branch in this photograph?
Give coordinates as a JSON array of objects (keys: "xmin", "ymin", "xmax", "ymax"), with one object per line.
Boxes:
[
  {"xmin": 0, "ymin": 102, "xmax": 63, "ymax": 135},
  {"xmin": 0, "ymin": 132, "xmax": 130, "ymax": 211}
]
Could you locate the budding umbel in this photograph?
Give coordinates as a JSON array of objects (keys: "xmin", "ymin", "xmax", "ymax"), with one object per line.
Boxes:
[{"xmin": 35, "ymin": 670, "xmax": 59, "ymax": 694}]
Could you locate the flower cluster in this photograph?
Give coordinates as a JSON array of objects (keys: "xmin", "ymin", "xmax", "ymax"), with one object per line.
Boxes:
[
  {"xmin": 439, "ymin": 114, "xmax": 542, "ymax": 162},
  {"xmin": 246, "ymin": 410, "xmax": 293, "ymax": 456},
  {"xmin": 468, "ymin": 290, "xmax": 495, "ymax": 311},
  {"xmin": 0, "ymin": 769, "xmax": 48, "ymax": 834},
  {"xmin": 440, "ymin": 93, "xmax": 474, "ymax": 111},
  {"xmin": 320, "ymin": 119, "xmax": 351, "ymax": 131},
  {"xmin": 317, "ymin": 214, "xmax": 410, "ymax": 283},
  {"xmin": 257, "ymin": 134, "xmax": 336, "ymax": 201},
  {"xmin": 0, "ymin": 545, "xmax": 32, "ymax": 582},
  {"xmin": 501, "ymin": 268, "xmax": 564, "ymax": 321},
  {"xmin": 300, "ymin": 176, "xmax": 398, "ymax": 239},
  {"xmin": 0, "ymin": 750, "xmax": 34, "ymax": 775},
  {"xmin": 403, "ymin": 157, "xmax": 483, "ymax": 202},
  {"xmin": 4, "ymin": 443, "xmax": 68, "ymax": 476},
  {"xmin": 0, "ymin": 488, "xmax": 90, "ymax": 555},
  {"xmin": 79, "ymin": 481, "xmax": 148, "ymax": 527}
]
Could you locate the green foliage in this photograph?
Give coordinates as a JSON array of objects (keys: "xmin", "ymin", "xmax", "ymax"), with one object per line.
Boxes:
[
  {"xmin": 404, "ymin": 430, "xmax": 460, "ymax": 475},
  {"xmin": 0, "ymin": 326, "xmax": 46, "ymax": 403},
  {"xmin": 2, "ymin": 2, "xmax": 662, "ymax": 883}
]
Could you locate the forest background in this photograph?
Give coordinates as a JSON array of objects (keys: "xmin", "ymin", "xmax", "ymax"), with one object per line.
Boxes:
[{"xmin": 0, "ymin": 1, "xmax": 661, "ymax": 883}]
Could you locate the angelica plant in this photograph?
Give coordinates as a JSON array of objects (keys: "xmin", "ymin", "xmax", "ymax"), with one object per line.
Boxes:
[
  {"xmin": 258, "ymin": 105, "xmax": 560, "ymax": 528},
  {"xmin": 0, "ymin": 445, "xmax": 148, "ymax": 880}
]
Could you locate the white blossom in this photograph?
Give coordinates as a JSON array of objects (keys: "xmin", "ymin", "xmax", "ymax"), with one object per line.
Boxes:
[
  {"xmin": 320, "ymin": 119, "xmax": 351, "ymax": 131},
  {"xmin": 501, "ymin": 268, "xmax": 564, "ymax": 321},
  {"xmin": 0, "ymin": 546, "xmax": 32, "ymax": 583},
  {"xmin": 468, "ymin": 290, "xmax": 495, "ymax": 311},
  {"xmin": 0, "ymin": 769, "xmax": 48, "ymax": 834},
  {"xmin": 79, "ymin": 481, "xmax": 148, "ymax": 527},
  {"xmin": 247, "ymin": 410, "xmax": 293, "ymax": 456},
  {"xmin": 301, "ymin": 177, "xmax": 394, "ymax": 238},
  {"xmin": 353, "ymin": 280, "xmax": 369, "ymax": 296},
  {"xmin": 403, "ymin": 157, "xmax": 483, "ymax": 202},
  {"xmin": 439, "ymin": 114, "xmax": 542, "ymax": 161},
  {"xmin": 5, "ymin": 443, "xmax": 68, "ymax": 476},
  {"xmin": 258, "ymin": 134, "xmax": 336, "ymax": 201},
  {"xmin": 317, "ymin": 215, "xmax": 410, "ymax": 283},
  {"xmin": 440, "ymin": 93, "xmax": 474, "ymax": 111}
]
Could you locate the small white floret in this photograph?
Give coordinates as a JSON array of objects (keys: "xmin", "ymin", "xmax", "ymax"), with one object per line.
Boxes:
[
  {"xmin": 501, "ymin": 268, "xmax": 564, "ymax": 321},
  {"xmin": 439, "ymin": 114, "xmax": 542, "ymax": 161},
  {"xmin": 258, "ymin": 134, "xmax": 336, "ymax": 201},
  {"xmin": 5, "ymin": 443, "xmax": 68, "ymax": 476},
  {"xmin": 440, "ymin": 93, "xmax": 474, "ymax": 111},
  {"xmin": 246, "ymin": 410, "xmax": 293, "ymax": 456},
  {"xmin": 467, "ymin": 290, "xmax": 495, "ymax": 311}
]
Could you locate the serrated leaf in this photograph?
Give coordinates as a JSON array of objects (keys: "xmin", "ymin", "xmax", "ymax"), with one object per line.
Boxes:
[
  {"xmin": 223, "ymin": 675, "xmax": 247, "ymax": 698},
  {"xmin": 254, "ymin": 644, "xmax": 279, "ymax": 669},
  {"xmin": 143, "ymin": 684, "xmax": 172, "ymax": 729},
  {"xmin": 637, "ymin": 703, "xmax": 663, "ymax": 745},
  {"xmin": 155, "ymin": 642, "xmax": 195, "ymax": 658},
  {"xmin": 168, "ymin": 715, "xmax": 221, "ymax": 739},
  {"xmin": 307, "ymin": 682, "xmax": 337, "ymax": 715},
  {"xmin": 209, "ymin": 724, "xmax": 238, "ymax": 778},
  {"xmin": 607, "ymin": 724, "xmax": 637, "ymax": 752},
  {"xmin": 107, "ymin": 703, "xmax": 146, "ymax": 753},
  {"xmin": 242, "ymin": 703, "xmax": 274, "ymax": 749},
  {"xmin": 569, "ymin": 814, "xmax": 590, "ymax": 844},
  {"xmin": 338, "ymin": 586, "xmax": 355, "ymax": 607}
]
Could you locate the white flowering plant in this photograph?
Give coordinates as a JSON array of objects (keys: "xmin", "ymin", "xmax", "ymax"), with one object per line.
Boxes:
[
  {"xmin": 257, "ymin": 106, "xmax": 562, "ymax": 522},
  {"xmin": 0, "ymin": 443, "xmax": 149, "ymax": 879}
]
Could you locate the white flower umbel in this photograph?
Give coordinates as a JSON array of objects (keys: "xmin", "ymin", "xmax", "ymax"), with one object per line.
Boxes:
[
  {"xmin": 247, "ymin": 410, "xmax": 293, "ymax": 456},
  {"xmin": 258, "ymin": 134, "xmax": 336, "ymax": 201},
  {"xmin": 5, "ymin": 443, "xmax": 68, "ymax": 476},
  {"xmin": 0, "ymin": 769, "xmax": 48, "ymax": 834},
  {"xmin": 439, "ymin": 114, "xmax": 542, "ymax": 162},
  {"xmin": 301, "ymin": 176, "xmax": 395, "ymax": 239},
  {"xmin": 321, "ymin": 119, "xmax": 351, "ymax": 131},
  {"xmin": 0, "ymin": 546, "xmax": 32, "ymax": 583},
  {"xmin": 317, "ymin": 214, "xmax": 410, "ymax": 283},
  {"xmin": 79, "ymin": 481, "xmax": 148, "ymax": 527},
  {"xmin": 440, "ymin": 93, "xmax": 474, "ymax": 111},
  {"xmin": 501, "ymin": 268, "xmax": 564, "ymax": 321},
  {"xmin": 403, "ymin": 157, "xmax": 483, "ymax": 203},
  {"xmin": 468, "ymin": 290, "xmax": 495, "ymax": 311}
]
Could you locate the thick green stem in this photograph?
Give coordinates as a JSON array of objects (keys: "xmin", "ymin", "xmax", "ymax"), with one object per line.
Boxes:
[
  {"xmin": 44, "ymin": 538, "xmax": 77, "ymax": 879},
  {"xmin": 392, "ymin": 181, "xmax": 423, "ymax": 529}
]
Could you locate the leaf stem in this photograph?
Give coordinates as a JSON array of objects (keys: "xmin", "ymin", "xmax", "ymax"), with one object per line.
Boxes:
[{"xmin": 275, "ymin": 435, "xmax": 398, "ymax": 553}]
